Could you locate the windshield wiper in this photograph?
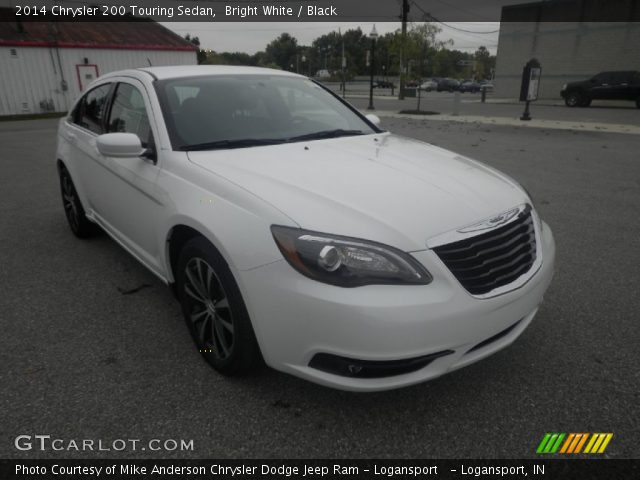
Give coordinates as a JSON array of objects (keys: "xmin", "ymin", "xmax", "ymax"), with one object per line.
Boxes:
[
  {"xmin": 179, "ymin": 138, "xmax": 286, "ymax": 151},
  {"xmin": 286, "ymin": 129, "xmax": 367, "ymax": 142}
]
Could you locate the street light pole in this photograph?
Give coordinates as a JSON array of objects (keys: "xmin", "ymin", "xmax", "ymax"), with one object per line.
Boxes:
[{"xmin": 367, "ymin": 25, "xmax": 378, "ymax": 111}]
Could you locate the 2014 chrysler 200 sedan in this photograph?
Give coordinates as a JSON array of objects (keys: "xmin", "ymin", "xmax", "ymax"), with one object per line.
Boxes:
[{"xmin": 56, "ymin": 66, "xmax": 555, "ymax": 391}]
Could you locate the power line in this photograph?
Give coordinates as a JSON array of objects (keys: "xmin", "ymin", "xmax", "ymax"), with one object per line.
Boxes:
[
  {"xmin": 410, "ymin": 1, "xmax": 500, "ymax": 34},
  {"xmin": 436, "ymin": 21, "xmax": 500, "ymax": 35},
  {"xmin": 423, "ymin": 0, "xmax": 494, "ymax": 22}
]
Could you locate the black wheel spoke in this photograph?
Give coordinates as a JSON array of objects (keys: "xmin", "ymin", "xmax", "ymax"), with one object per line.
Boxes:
[
  {"xmin": 213, "ymin": 316, "xmax": 231, "ymax": 357},
  {"xmin": 190, "ymin": 308, "xmax": 208, "ymax": 324},
  {"xmin": 217, "ymin": 314, "xmax": 234, "ymax": 334},
  {"xmin": 199, "ymin": 313, "xmax": 211, "ymax": 345},
  {"xmin": 185, "ymin": 267, "xmax": 207, "ymax": 300},
  {"xmin": 184, "ymin": 283, "xmax": 206, "ymax": 303}
]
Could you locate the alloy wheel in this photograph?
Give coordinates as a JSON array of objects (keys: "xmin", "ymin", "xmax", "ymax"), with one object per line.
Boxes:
[
  {"xmin": 61, "ymin": 172, "xmax": 80, "ymax": 232},
  {"xmin": 183, "ymin": 257, "xmax": 234, "ymax": 360},
  {"xmin": 566, "ymin": 93, "xmax": 580, "ymax": 107}
]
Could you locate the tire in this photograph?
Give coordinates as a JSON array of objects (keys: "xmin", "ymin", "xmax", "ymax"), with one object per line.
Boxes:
[
  {"xmin": 564, "ymin": 92, "xmax": 582, "ymax": 107},
  {"xmin": 636, "ymin": 97, "xmax": 640, "ymax": 109},
  {"xmin": 58, "ymin": 165, "xmax": 97, "ymax": 238},
  {"xmin": 176, "ymin": 236, "xmax": 261, "ymax": 375}
]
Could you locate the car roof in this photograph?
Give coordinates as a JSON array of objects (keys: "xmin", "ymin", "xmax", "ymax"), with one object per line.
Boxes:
[
  {"xmin": 599, "ymin": 71, "xmax": 638, "ymax": 75},
  {"xmin": 101, "ymin": 65, "xmax": 303, "ymax": 81}
]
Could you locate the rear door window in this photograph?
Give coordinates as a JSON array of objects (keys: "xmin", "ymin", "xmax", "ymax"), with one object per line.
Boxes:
[
  {"xmin": 609, "ymin": 72, "xmax": 630, "ymax": 84},
  {"xmin": 72, "ymin": 84, "xmax": 112, "ymax": 134}
]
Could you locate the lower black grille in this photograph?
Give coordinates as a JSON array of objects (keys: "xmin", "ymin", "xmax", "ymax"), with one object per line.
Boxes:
[
  {"xmin": 309, "ymin": 350, "xmax": 454, "ymax": 378},
  {"xmin": 434, "ymin": 206, "xmax": 537, "ymax": 296},
  {"xmin": 466, "ymin": 319, "xmax": 522, "ymax": 353}
]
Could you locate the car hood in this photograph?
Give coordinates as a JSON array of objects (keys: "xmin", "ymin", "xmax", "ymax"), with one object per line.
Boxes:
[
  {"xmin": 187, "ymin": 133, "xmax": 527, "ymax": 251},
  {"xmin": 566, "ymin": 80, "xmax": 590, "ymax": 88}
]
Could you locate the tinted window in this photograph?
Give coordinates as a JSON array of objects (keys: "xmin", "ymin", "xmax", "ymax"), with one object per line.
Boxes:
[
  {"xmin": 73, "ymin": 84, "xmax": 111, "ymax": 134},
  {"xmin": 156, "ymin": 75, "xmax": 375, "ymax": 149},
  {"xmin": 592, "ymin": 72, "xmax": 611, "ymax": 84},
  {"xmin": 609, "ymin": 72, "xmax": 631, "ymax": 84},
  {"xmin": 107, "ymin": 83, "xmax": 153, "ymax": 147}
]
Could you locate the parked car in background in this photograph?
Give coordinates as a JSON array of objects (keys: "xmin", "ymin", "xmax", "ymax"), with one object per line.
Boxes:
[
  {"xmin": 561, "ymin": 71, "xmax": 640, "ymax": 108},
  {"xmin": 479, "ymin": 80, "xmax": 494, "ymax": 93},
  {"xmin": 56, "ymin": 65, "xmax": 555, "ymax": 391},
  {"xmin": 420, "ymin": 79, "xmax": 438, "ymax": 91},
  {"xmin": 437, "ymin": 78, "xmax": 460, "ymax": 92},
  {"xmin": 373, "ymin": 80, "xmax": 395, "ymax": 89},
  {"xmin": 405, "ymin": 79, "xmax": 420, "ymax": 88},
  {"xmin": 459, "ymin": 80, "xmax": 481, "ymax": 93},
  {"xmin": 315, "ymin": 69, "xmax": 331, "ymax": 79}
]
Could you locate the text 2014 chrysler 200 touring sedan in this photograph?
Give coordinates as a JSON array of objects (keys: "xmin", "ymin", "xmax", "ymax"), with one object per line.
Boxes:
[{"xmin": 56, "ymin": 66, "xmax": 555, "ymax": 391}]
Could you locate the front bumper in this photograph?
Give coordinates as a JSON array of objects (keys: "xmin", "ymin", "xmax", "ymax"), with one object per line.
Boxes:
[{"xmin": 236, "ymin": 221, "xmax": 555, "ymax": 391}]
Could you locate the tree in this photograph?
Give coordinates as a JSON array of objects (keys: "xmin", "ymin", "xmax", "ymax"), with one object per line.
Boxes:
[
  {"xmin": 264, "ymin": 33, "xmax": 298, "ymax": 70},
  {"xmin": 184, "ymin": 34, "xmax": 207, "ymax": 64},
  {"xmin": 389, "ymin": 23, "xmax": 452, "ymax": 80},
  {"xmin": 474, "ymin": 46, "xmax": 495, "ymax": 80}
]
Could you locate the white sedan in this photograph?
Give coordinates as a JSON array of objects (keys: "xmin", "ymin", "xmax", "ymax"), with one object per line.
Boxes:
[
  {"xmin": 56, "ymin": 66, "xmax": 555, "ymax": 391},
  {"xmin": 420, "ymin": 79, "xmax": 438, "ymax": 91}
]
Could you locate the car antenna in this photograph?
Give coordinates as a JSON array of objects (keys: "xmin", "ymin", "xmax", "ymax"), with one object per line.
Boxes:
[{"xmin": 147, "ymin": 58, "xmax": 153, "ymax": 66}]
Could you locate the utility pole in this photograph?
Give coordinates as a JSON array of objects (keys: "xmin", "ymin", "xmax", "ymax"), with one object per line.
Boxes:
[
  {"xmin": 340, "ymin": 28, "xmax": 346, "ymax": 98},
  {"xmin": 398, "ymin": 0, "xmax": 409, "ymax": 100}
]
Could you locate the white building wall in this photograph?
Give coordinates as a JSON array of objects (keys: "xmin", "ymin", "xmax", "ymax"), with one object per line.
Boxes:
[
  {"xmin": 494, "ymin": 22, "xmax": 640, "ymax": 99},
  {"xmin": 0, "ymin": 47, "xmax": 196, "ymax": 116}
]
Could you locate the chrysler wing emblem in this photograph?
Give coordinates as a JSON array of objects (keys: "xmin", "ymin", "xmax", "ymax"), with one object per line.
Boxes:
[{"xmin": 457, "ymin": 207, "xmax": 520, "ymax": 233}]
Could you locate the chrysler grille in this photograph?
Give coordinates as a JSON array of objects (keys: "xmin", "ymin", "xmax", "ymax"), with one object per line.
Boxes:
[{"xmin": 434, "ymin": 206, "xmax": 537, "ymax": 296}]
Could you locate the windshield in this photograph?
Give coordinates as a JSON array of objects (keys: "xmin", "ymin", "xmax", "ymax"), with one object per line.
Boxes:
[{"xmin": 155, "ymin": 74, "xmax": 377, "ymax": 150}]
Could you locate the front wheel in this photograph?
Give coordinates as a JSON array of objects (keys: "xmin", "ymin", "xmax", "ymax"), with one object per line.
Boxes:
[
  {"xmin": 176, "ymin": 237, "xmax": 261, "ymax": 375},
  {"xmin": 58, "ymin": 165, "xmax": 97, "ymax": 238},
  {"xmin": 564, "ymin": 92, "xmax": 582, "ymax": 107}
]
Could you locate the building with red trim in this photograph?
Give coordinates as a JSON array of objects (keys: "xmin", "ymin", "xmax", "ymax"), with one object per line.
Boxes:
[{"xmin": 0, "ymin": 8, "xmax": 197, "ymax": 116}]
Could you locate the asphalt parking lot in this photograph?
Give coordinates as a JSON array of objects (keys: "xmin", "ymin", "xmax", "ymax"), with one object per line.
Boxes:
[{"xmin": 1, "ymin": 114, "xmax": 639, "ymax": 459}]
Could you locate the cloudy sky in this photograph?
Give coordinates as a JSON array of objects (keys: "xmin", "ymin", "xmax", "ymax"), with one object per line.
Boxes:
[{"xmin": 162, "ymin": 22, "xmax": 500, "ymax": 55}]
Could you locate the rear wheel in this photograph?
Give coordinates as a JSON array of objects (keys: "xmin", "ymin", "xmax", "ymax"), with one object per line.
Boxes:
[
  {"xmin": 58, "ymin": 165, "xmax": 97, "ymax": 238},
  {"xmin": 564, "ymin": 92, "xmax": 582, "ymax": 107},
  {"xmin": 176, "ymin": 236, "xmax": 261, "ymax": 375}
]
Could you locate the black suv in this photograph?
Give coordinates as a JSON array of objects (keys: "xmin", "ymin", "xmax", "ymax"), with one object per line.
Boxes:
[{"xmin": 561, "ymin": 71, "xmax": 640, "ymax": 108}]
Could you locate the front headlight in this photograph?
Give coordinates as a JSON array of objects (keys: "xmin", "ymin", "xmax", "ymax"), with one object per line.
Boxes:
[{"xmin": 271, "ymin": 225, "xmax": 432, "ymax": 287}]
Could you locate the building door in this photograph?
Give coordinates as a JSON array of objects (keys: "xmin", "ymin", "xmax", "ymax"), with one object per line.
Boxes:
[{"xmin": 76, "ymin": 64, "xmax": 99, "ymax": 91}]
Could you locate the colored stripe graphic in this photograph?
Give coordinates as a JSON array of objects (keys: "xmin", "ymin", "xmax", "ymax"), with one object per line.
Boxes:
[
  {"xmin": 536, "ymin": 434, "xmax": 552, "ymax": 454},
  {"xmin": 536, "ymin": 433, "xmax": 565, "ymax": 454},
  {"xmin": 538, "ymin": 433, "xmax": 613, "ymax": 454},
  {"xmin": 575, "ymin": 433, "xmax": 589, "ymax": 453},
  {"xmin": 584, "ymin": 433, "xmax": 614, "ymax": 454},
  {"xmin": 559, "ymin": 433, "xmax": 575, "ymax": 454}
]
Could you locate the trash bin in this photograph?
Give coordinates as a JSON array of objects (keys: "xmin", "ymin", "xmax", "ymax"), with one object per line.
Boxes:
[{"xmin": 402, "ymin": 87, "xmax": 417, "ymax": 98}]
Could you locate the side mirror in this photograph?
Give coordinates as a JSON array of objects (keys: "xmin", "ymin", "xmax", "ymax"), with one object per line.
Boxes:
[
  {"xmin": 96, "ymin": 133, "xmax": 145, "ymax": 158},
  {"xmin": 365, "ymin": 113, "xmax": 381, "ymax": 126}
]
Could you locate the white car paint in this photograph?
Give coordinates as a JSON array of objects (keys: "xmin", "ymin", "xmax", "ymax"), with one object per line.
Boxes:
[{"xmin": 57, "ymin": 66, "xmax": 555, "ymax": 391}]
